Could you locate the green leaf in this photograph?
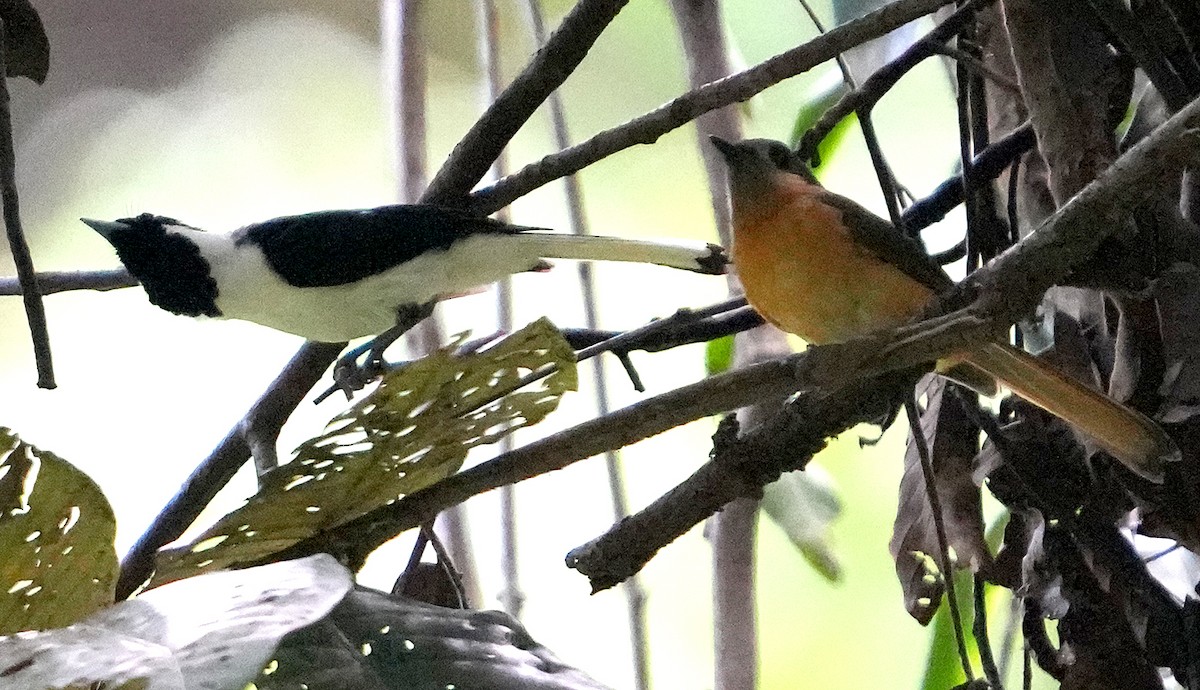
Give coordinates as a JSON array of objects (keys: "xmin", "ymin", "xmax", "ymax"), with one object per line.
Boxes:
[
  {"xmin": 151, "ymin": 318, "xmax": 578, "ymax": 586},
  {"xmin": 0, "ymin": 427, "xmax": 117, "ymax": 634},
  {"xmin": 704, "ymin": 334, "xmax": 734, "ymax": 376},
  {"xmin": 789, "ymin": 73, "xmax": 856, "ymax": 170},
  {"xmin": 760, "ymin": 463, "xmax": 843, "ymax": 582}
]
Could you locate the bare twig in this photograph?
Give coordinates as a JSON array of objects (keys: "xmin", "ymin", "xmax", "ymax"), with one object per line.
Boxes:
[
  {"xmin": 667, "ymin": 1, "xmax": 771, "ymax": 688},
  {"xmin": 796, "ymin": 0, "xmax": 994, "ymax": 162},
  {"xmin": 0, "ymin": 19, "xmax": 53, "ymax": 388},
  {"xmin": 901, "ymin": 122, "xmax": 1036, "ymax": 231},
  {"xmin": 0, "ymin": 269, "xmax": 136, "ymax": 295},
  {"xmin": 479, "ymin": 0, "xmax": 524, "ymax": 621},
  {"xmin": 973, "ymin": 574, "xmax": 1005, "ymax": 690},
  {"xmin": 472, "ymin": 0, "xmax": 957, "ymax": 215},
  {"xmin": 424, "ymin": 0, "xmax": 632, "ymax": 203},
  {"xmin": 927, "ymin": 41, "xmax": 1021, "ymax": 93}
]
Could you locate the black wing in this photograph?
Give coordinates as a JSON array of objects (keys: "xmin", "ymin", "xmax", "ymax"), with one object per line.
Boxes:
[{"xmin": 235, "ymin": 205, "xmax": 530, "ymax": 287}]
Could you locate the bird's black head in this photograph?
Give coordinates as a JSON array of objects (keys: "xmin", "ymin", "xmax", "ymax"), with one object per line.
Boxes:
[{"xmin": 82, "ymin": 213, "xmax": 222, "ymax": 318}]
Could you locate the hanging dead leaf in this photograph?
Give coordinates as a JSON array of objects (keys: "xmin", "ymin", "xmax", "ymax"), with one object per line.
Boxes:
[{"xmin": 889, "ymin": 376, "xmax": 988, "ymax": 625}]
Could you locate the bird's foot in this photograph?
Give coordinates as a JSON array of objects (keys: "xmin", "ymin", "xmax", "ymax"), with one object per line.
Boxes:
[{"xmin": 318, "ymin": 303, "xmax": 435, "ymax": 402}]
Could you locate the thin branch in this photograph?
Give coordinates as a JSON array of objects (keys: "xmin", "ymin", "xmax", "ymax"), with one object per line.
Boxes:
[
  {"xmin": 901, "ymin": 122, "xmax": 1035, "ymax": 232},
  {"xmin": 667, "ymin": 2, "xmax": 771, "ymax": 689},
  {"xmin": 472, "ymin": 0, "xmax": 958, "ymax": 215},
  {"xmin": 423, "ymin": 0, "xmax": 631, "ymax": 203},
  {"xmin": 905, "ymin": 393, "xmax": 974, "ymax": 681},
  {"xmin": 479, "ymin": 0, "xmax": 524, "ymax": 621},
  {"xmin": 796, "ymin": 0, "xmax": 994, "ymax": 162},
  {"xmin": 927, "ymin": 41, "xmax": 1021, "ymax": 93},
  {"xmin": 0, "ymin": 19, "xmax": 53, "ymax": 388},
  {"xmin": 0, "ymin": 269, "xmax": 136, "ymax": 295}
]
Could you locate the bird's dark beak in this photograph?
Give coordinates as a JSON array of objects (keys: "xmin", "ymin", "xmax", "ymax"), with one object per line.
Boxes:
[
  {"xmin": 709, "ymin": 135, "xmax": 738, "ymax": 161},
  {"xmin": 81, "ymin": 218, "xmax": 128, "ymax": 242}
]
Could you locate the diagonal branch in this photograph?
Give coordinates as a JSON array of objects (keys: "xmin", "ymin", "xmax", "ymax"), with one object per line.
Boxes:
[
  {"xmin": 423, "ymin": 0, "xmax": 631, "ymax": 203},
  {"xmin": 470, "ymin": 0, "xmax": 957, "ymax": 215},
  {"xmin": 303, "ymin": 92, "xmax": 1200, "ymax": 576}
]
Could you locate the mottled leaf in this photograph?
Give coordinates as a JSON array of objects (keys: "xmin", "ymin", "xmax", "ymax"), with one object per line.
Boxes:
[
  {"xmin": 151, "ymin": 319, "xmax": 577, "ymax": 586},
  {"xmin": 890, "ymin": 376, "xmax": 988, "ymax": 625},
  {"xmin": 255, "ymin": 587, "xmax": 612, "ymax": 690},
  {"xmin": 0, "ymin": 427, "xmax": 117, "ymax": 634},
  {"xmin": 0, "ymin": 554, "xmax": 352, "ymax": 690},
  {"xmin": 760, "ymin": 464, "xmax": 842, "ymax": 582},
  {"xmin": 0, "ymin": 0, "xmax": 48, "ymax": 83}
]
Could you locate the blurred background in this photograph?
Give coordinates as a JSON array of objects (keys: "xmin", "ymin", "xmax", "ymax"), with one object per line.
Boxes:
[{"xmin": 0, "ymin": 1, "xmax": 997, "ymax": 687}]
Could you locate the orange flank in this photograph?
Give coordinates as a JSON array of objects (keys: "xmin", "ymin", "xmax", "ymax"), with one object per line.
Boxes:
[{"xmin": 713, "ymin": 136, "xmax": 1177, "ymax": 481}]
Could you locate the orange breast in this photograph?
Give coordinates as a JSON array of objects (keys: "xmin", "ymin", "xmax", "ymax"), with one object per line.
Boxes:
[{"xmin": 733, "ymin": 194, "xmax": 935, "ymax": 344}]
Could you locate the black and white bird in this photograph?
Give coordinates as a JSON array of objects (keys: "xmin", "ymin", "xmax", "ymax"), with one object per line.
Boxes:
[{"xmin": 82, "ymin": 205, "xmax": 727, "ymax": 343}]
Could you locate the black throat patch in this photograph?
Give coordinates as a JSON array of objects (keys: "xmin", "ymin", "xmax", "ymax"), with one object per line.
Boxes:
[{"xmin": 108, "ymin": 213, "xmax": 222, "ymax": 317}]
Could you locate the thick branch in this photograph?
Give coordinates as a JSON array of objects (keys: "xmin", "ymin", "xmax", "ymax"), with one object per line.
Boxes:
[
  {"xmin": 567, "ymin": 371, "xmax": 913, "ymax": 591},
  {"xmin": 305, "ymin": 94, "xmax": 1200, "ymax": 585},
  {"xmin": 470, "ymin": 0, "xmax": 956, "ymax": 214}
]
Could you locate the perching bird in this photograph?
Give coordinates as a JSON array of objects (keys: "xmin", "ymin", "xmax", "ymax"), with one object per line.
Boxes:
[
  {"xmin": 711, "ymin": 136, "xmax": 1177, "ymax": 482},
  {"xmin": 82, "ymin": 205, "xmax": 727, "ymax": 343}
]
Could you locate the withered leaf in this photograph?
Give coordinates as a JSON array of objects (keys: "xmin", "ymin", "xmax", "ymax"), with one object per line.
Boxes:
[{"xmin": 890, "ymin": 375, "xmax": 988, "ymax": 625}]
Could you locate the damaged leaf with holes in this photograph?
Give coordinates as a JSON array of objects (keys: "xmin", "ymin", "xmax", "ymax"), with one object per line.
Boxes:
[
  {"xmin": 0, "ymin": 427, "xmax": 117, "ymax": 635},
  {"xmin": 254, "ymin": 587, "xmax": 612, "ymax": 690},
  {"xmin": 151, "ymin": 318, "xmax": 577, "ymax": 586},
  {"xmin": 0, "ymin": 554, "xmax": 352, "ymax": 690}
]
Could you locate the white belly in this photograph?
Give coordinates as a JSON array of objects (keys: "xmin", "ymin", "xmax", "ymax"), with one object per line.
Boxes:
[{"xmin": 211, "ymin": 234, "xmax": 540, "ymax": 341}]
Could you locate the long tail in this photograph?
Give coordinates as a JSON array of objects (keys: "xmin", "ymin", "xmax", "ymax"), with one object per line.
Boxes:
[
  {"xmin": 509, "ymin": 232, "xmax": 728, "ymax": 275},
  {"xmin": 963, "ymin": 342, "xmax": 1178, "ymax": 481}
]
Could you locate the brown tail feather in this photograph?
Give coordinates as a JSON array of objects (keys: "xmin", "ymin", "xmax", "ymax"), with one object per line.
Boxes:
[{"xmin": 963, "ymin": 342, "xmax": 1178, "ymax": 481}]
